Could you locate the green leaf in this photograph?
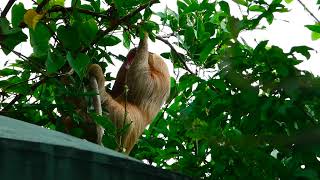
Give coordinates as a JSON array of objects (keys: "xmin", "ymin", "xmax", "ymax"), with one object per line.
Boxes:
[
  {"xmin": 232, "ymin": 0, "xmax": 247, "ymax": 6},
  {"xmin": 77, "ymin": 19, "xmax": 98, "ymax": 46},
  {"xmin": 0, "ymin": 18, "xmax": 28, "ymax": 55},
  {"xmin": 97, "ymin": 35, "xmax": 121, "ymax": 46},
  {"xmin": 249, "ymin": 5, "xmax": 265, "ymax": 12},
  {"xmin": 199, "ymin": 40, "xmax": 218, "ymax": 63},
  {"xmin": 276, "ymin": 64, "xmax": 289, "ymax": 77},
  {"xmin": 71, "ymin": 0, "xmax": 81, "ymax": 7},
  {"xmin": 143, "ymin": 7, "xmax": 153, "ymax": 20},
  {"xmin": 184, "ymin": 27, "xmax": 195, "ymax": 47},
  {"xmin": 284, "ymin": 0, "xmax": 294, "ymax": 3},
  {"xmin": 272, "ymin": 0, "xmax": 282, "ymax": 4},
  {"xmin": 70, "ymin": 127, "xmax": 84, "ymax": 138},
  {"xmin": 265, "ymin": 13, "xmax": 274, "ymax": 24},
  {"xmin": 90, "ymin": 0, "xmax": 100, "ymax": 12},
  {"xmin": 0, "ymin": 68, "xmax": 19, "ymax": 76},
  {"xmin": 290, "ymin": 46, "xmax": 313, "ymax": 59},
  {"xmin": 160, "ymin": 52, "xmax": 171, "ymax": 59},
  {"xmin": 311, "ymin": 31, "xmax": 320, "ymax": 40},
  {"xmin": 219, "ymin": 1, "xmax": 230, "ymax": 14},
  {"xmin": 1, "ymin": 31, "xmax": 27, "ymax": 55},
  {"xmin": 123, "ymin": 31, "xmax": 131, "ymax": 49},
  {"xmin": 11, "ymin": 3, "xmax": 26, "ymax": 28},
  {"xmin": 142, "ymin": 21, "xmax": 160, "ymax": 32},
  {"xmin": 0, "ymin": 76, "xmax": 30, "ymax": 94},
  {"xmin": 102, "ymin": 134, "xmax": 117, "ymax": 149},
  {"xmin": 0, "ymin": 17, "xmax": 10, "ymax": 33},
  {"xmin": 57, "ymin": 25, "xmax": 81, "ymax": 51},
  {"xmin": 92, "ymin": 114, "xmax": 115, "ymax": 133},
  {"xmin": 46, "ymin": 49, "xmax": 66, "ymax": 73},
  {"xmin": 305, "ymin": 24, "xmax": 320, "ymax": 33},
  {"xmin": 209, "ymin": 79, "xmax": 226, "ymax": 92},
  {"xmin": 48, "ymin": 0, "xmax": 65, "ymax": 7},
  {"xmin": 67, "ymin": 52, "xmax": 90, "ymax": 79},
  {"xmin": 29, "ymin": 23, "xmax": 51, "ymax": 57}
]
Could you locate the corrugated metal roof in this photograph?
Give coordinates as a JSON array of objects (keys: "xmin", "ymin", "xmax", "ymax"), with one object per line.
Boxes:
[{"xmin": 0, "ymin": 115, "xmax": 191, "ymax": 180}]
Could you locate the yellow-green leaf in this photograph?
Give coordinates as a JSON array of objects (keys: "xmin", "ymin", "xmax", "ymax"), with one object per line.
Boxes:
[
  {"xmin": 48, "ymin": 0, "xmax": 65, "ymax": 8},
  {"xmin": 311, "ymin": 31, "xmax": 320, "ymax": 40},
  {"xmin": 23, "ymin": 9, "xmax": 44, "ymax": 29}
]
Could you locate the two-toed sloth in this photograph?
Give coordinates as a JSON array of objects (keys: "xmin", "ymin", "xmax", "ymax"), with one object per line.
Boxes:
[{"xmin": 89, "ymin": 33, "xmax": 170, "ymax": 154}]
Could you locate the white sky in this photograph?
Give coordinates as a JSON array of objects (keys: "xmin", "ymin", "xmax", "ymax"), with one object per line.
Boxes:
[{"xmin": 1, "ymin": 0, "xmax": 320, "ymax": 76}]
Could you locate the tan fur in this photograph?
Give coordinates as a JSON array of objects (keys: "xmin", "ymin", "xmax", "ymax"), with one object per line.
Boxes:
[{"xmin": 89, "ymin": 33, "xmax": 170, "ymax": 154}]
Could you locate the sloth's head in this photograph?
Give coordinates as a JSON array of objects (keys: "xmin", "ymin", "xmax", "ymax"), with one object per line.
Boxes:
[{"xmin": 125, "ymin": 48, "xmax": 137, "ymax": 69}]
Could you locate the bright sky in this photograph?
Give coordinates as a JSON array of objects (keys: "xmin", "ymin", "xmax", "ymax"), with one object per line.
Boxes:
[
  {"xmin": 1, "ymin": 0, "xmax": 320, "ymax": 76},
  {"xmin": 230, "ymin": 0, "xmax": 320, "ymax": 75}
]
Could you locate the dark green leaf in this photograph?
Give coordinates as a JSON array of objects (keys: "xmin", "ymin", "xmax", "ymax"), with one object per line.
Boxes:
[
  {"xmin": 0, "ymin": 18, "xmax": 28, "ymax": 55},
  {"xmin": 290, "ymin": 46, "xmax": 313, "ymax": 59},
  {"xmin": 276, "ymin": 64, "xmax": 289, "ymax": 77},
  {"xmin": 123, "ymin": 31, "xmax": 131, "ymax": 49},
  {"xmin": 67, "ymin": 52, "xmax": 90, "ymax": 79},
  {"xmin": 199, "ymin": 40, "xmax": 218, "ymax": 63},
  {"xmin": 209, "ymin": 79, "xmax": 226, "ymax": 92},
  {"xmin": 46, "ymin": 49, "xmax": 66, "ymax": 73},
  {"xmin": 0, "ymin": 68, "xmax": 19, "ymax": 76},
  {"xmin": 11, "ymin": 3, "xmax": 26, "ymax": 28},
  {"xmin": 57, "ymin": 25, "xmax": 81, "ymax": 51},
  {"xmin": 249, "ymin": 5, "xmax": 265, "ymax": 12},
  {"xmin": 92, "ymin": 114, "xmax": 115, "ymax": 133},
  {"xmin": 90, "ymin": 0, "xmax": 100, "ymax": 12},
  {"xmin": 70, "ymin": 128, "xmax": 84, "ymax": 138},
  {"xmin": 102, "ymin": 134, "xmax": 117, "ymax": 149},
  {"xmin": 305, "ymin": 24, "xmax": 320, "ymax": 33},
  {"xmin": 265, "ymin": 13, "xmax": 274, "ymax": 24},
  {"xmin": 29, "ymin": 23, "xmax": 51, "ymax": 57},
  {"xmin": 142, "ymin": 21, "xmax": 160, "ymax": 32},
  {"xmin": 97, "ymin": 35, "xmax": 121, "ymax": 46},
  {"xmin": 219, "ymin": 1, "xmax": 230, "ymax": 14},
  {"xmin": 160, "ymin": 52, "xmax": 171, "ymax": 59},
  {"xmin": 143, "ymin": 7, "xmax": 153, "ymax": 20},
  {"xmin": 77, "ymin": 19, "xmax": 98, "ymax": 46}
]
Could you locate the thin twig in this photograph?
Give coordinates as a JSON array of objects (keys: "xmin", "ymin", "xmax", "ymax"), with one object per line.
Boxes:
[
  {"xmin": 1, "ymin": 45, "xmax": 44, "ymax": 73},
  {"xmin": 2, "ymin": 75, "xmax": 41, "ymax": 91},
  {"xmin": 1, "ymin": 0, "xmax": 16, "ymax": 18},
  {"xmin": 1, "ymin": 78, "xmax": 47, "ymax": 112},
  {"xmin": 119, "ymin": 72, "xmax": 129, "ymax": 151},
  {"xmin": 297, "ymin": 0, "xmax": 320, "ymax": 23},
  {"xmin": 155, "ymin": 35, "xmax": 195, "ymax": 75}
]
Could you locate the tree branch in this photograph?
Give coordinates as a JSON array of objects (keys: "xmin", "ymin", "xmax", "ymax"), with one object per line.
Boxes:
[
  {"xmin": 48, "ymin": 6, "xmax": 110, "ymax": 18},
  {"xmin": 90, "ymin": 0, "xmax": 159, "ymax": 46},
  {"xmin": 297, "ymin": 0, "xmax": 320, "ymax": 23},
  {"xmin": 1, "ymin": 0, "xmax": 16, "ymax": 18},
  {"xmin": 155, "ymin": 35, "xmax": 195, "ymax": 75}
]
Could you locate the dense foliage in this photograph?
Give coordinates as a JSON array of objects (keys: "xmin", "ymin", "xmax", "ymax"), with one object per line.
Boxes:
[{"xmin": 1, "ymin": 0, "xmax": 320, "ymax": 179}]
